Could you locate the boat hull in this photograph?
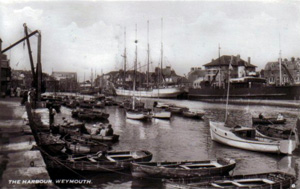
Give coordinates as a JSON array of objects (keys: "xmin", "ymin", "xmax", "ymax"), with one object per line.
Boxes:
[
  {"xmin": 153, "ymin": 111, "xmax": 171, "ymax": 119},
  {"xmin": 189, "ymin": 85, "xmax": 300, "ymax": 100},
  {"xmin": 45, "ymin": 151, "xmax": 152, "ymax": 173},
  {"xmin": 126, "ymin": 111, "xmax": 149, "ymax": 120},
  {"xmin": 131, "ymin": 158, "xmax": 236, "ymax": 178},
  {"xmin": 252, "ymin": 118, "xmax": 286, "ymax": 125},
  {"xmin": 209, "ymin": 121, "xmax": 296, "ymax": 155},
  {"xmin": 115, "ymin": 87, "xmax": 183, "ymax": 98},
  {"xmin": 164, "ymin": 171, "xmax": 296, "ymax": 189}
]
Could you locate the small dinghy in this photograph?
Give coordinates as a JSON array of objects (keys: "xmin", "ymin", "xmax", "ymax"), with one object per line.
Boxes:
[
  {"xmin": 131, "ymin": 158, "xmax": 236, "ymax": 178},
  {"xmin": 252, "ymin": 117, "xmax": 286, "ymax": 125},
  {"xmin": 255, "ymin": 125, "xmax": 295, "ymax": 140},
  {"xmin": 168, "ymin": 106, "xmax": 188, "ymax": 114},
  {"xmin": 81, "ymin": 133, "xmax": 120, "ymax": 143},
  {"xmin": 152, "ymin": 110, "xmax": 172, "ymax": 120},
  {"xmin": 182, "ymin": 111, "xmax": 205, "ymax": 119},
  {"xmin": 126, "ymin": 109, "xmax": 152, "ymax": 121},
  {"xmin": 46, "ymin": 150, "xmax": 152, "ymax": 173},
  {"xmin": 63, "ymin": 135, "xmax": 111, "ymax": 154},
  {"xmin": 164, "ymin": 171, "xmax": 296, "ymax": 189}
]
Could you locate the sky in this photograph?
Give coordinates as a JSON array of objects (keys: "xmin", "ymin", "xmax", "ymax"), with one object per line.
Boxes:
[{"xmin": 1, "ymin": 0, "xmax": 300, "ymax": 81}]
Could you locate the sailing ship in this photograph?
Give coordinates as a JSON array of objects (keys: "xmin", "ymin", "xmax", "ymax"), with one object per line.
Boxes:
[
  {"xmin": 115, "ymin": 19, "xmax": 184, "ymax": 98},
  {"xmin": 209, "ymin": 56, "xmax": 297, "ymax": 155}
]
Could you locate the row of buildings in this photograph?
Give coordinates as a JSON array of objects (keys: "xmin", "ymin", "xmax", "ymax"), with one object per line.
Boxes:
[
  {"xmin": 187, "ymin": 55, "xmax": 300, "ymax": 88},
  {"xmin": 1, "ymin": 53, "xmax": 300, "ymax": 96}
]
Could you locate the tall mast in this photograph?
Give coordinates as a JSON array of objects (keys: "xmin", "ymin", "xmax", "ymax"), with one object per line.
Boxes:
[
  {"xmin": 147, "ymin": 20, "xmax": 150, "ymax": 87},
  {"xmin": 133, "ymin": 24, "xmax": 138, "ymax": 110},
  {"xmin": 218, "ymin": 43, "xmax": 221, "ymax": 87},
  {"xmin": 160, "ymin": 18, "xmax": 163, "ymax": 86},
  {"xmin": 123, "ymin": 27, "xmax": 127, "ymax": 86},
  {"xmin": 91, "ymin": 68, "xmax": 93, "ymax": 87},
  {"xmin": 225, "ymin": 56, "xmax": 233, "ymax": 123},
  {"xmin": 279, "ymin": 33, "xmax": 282, "ymax": 86}
]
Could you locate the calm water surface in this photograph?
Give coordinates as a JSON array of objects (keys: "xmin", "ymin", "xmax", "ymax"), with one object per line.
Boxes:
[{"xmin": 53, "ymin": 97, "xmax": 300, "ymax": 188}]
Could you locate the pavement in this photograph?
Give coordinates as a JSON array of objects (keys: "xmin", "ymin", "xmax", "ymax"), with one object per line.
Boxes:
[{"xmin": 0, "ymin": 97, "xmax": 54, "ymax": 188}]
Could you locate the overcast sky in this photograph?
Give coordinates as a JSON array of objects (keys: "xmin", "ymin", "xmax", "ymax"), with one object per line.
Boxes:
[{"xmin": 1, "ymin": 0, "xmax": 300, "ymax": 81}]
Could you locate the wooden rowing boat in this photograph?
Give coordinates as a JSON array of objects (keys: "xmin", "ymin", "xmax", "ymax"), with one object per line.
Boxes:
[
  {"xmin": 81, "ymin": 133, "xmax": 120, "ymax": 143},
  {"xmin": 130, "ymin": 158, "xmax": 236, "ymax": 178},
  {"xmin": 182, "ymin": 111, "xmax": 205, "ymax": 119},
  {"xmin": 168, "ymin": 106, "xmax": 188, "ymax": 114},
  {"xmin": 252, "ymin": 117, "xmax": 286, "ymax": 125},
  {"xmin": 37, "ymin": 133, "xmax": 65, "ymax": 154},
  {"xmin": 126, "ymin": 110, "xmax": 151, "ymax": 121},
  {"xmin": 164, "ymin": 171, "xmax": 296, "ymax": 189},
  {"xmin": 63, "ymin": 135, "xmax": 111, "ymax": 154},
  {"xmin": 46, "ymin": 150, "xmax": 152, "ymax": 172},
  {"xmin": 255, "ymin": 125, "xmax": 295, "ymax": 140},
  {"xmin": 209, "ymin": 121, "xmax": 296, "ymax": 155},
  {"xmin": 152, "ymin": 110, "xmax": 172, "ymax": 120}
]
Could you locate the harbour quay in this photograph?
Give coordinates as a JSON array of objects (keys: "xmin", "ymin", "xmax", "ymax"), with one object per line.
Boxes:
[{"xmin": 0, "ymin": 97, "xmax": 54, "ymax": 188}]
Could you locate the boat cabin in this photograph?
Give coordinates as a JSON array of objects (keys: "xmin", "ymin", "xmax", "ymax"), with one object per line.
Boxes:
[{"xmin": 232, "ymin": 126, "xmax": 256, "ymax": 139}]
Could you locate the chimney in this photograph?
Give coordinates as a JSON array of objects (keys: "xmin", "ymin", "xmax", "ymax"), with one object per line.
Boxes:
[{"xmin": 248, "ymin": 57, "xmax": 251, "ymax": 64}]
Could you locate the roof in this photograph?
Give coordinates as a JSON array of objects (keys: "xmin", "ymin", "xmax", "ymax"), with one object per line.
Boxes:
[
  {"xmin": 203, "ymin": 55, "xmax": 256, "ymax": 68},
  {"xmin": 265, "ymin": 61, "xmax": 300, "ymax": 71}
]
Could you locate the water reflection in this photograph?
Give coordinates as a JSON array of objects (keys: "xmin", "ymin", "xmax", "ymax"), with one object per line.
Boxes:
[{"xmin": 50, "ymin": 97, "xmax": 300, "ymax": 188}]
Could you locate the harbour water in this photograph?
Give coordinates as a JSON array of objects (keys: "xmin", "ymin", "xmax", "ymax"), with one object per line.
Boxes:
[{"xmin": 47, "ymin": 96, "xmax": 300, "ymax": 188}]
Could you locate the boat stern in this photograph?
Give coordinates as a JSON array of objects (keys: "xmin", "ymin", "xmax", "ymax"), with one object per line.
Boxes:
[{"xmin": 280, "ymin": 140, "xmax": 297, "ymax": 155}]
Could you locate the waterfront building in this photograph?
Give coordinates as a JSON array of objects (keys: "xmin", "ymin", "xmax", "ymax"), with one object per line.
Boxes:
[
  {"xmin": 264, "ymin": 57, "xmax": 300, "ymax": 86},
  {"xmin": 203, "ymin": 55, "xmax": 256, "ymax": 88},
  {"xmin": 0, "ymin": 54, "xmax": 11, "ymax": 97},
  {"xmin": 51, "ymin": 71, "xmax": 78, "ymax": 92},
  {"xmin": 11, "ymin": 70, "xmax": 57, "ymax": 92},
  {"xmin": 187, "ymin": 67, "xmax": 206, "ymax": 88}
]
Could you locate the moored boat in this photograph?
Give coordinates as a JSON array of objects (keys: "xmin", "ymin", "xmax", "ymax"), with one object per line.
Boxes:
[
  {"xmin": 131, "ymin": 158, "xmax": 236, "ymax": 179},
  {"xmin": 126, "ymin": 109, "xmax": 152, "ymax": 121},
  {"xmin": 115, "ymin": 87, "xmax": 184, "ymax": 98},
  {"xmin": 63, "ymin": 135, "xmax": 111, "ymax": 154},
  {"xmin": 168, "ymin": 106, "xmax": 189, "ymax": 114},
  {"xmin": 152, "ymin": 110, "xmax": 171, "ymax": 120},
  {"xmin": 209, "ymin": 121, "xmax": 296, "ymax": 155},
  {"xmin": 81, "ymin": 133, "xmax": 120, "ymax": 143},
  {"xmin": 45, "ymin": 150, "xmax": 153, "ymax": 173},
  {"xmin": 182, "ymin": 111, "xmax": 205, "ymax": 119},
  {"xmin": 164, "ymin": 171, "xmax": 296, "ymax": 189},
  {"xmin": 255, "ymin": 125, "xmax": 295, "ymax": 140},
  {"xmin": 72, "ymin": 108, "xmax": 109, "ymax": 121},
  {"xmin": 252, "ymin": 117, "xmax": 286, "ymax": 125}
]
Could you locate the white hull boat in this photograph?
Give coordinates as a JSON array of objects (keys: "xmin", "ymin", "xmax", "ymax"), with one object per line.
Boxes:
[
  {"xmin": 126, "ymin": 111, "xmax": 150, "ymax": 120},
  {"xmin": 153, "ymin": 111, "xmax": 171, "ymax": 119},
  {"xmin": 209, "ymin": 121, "xmax": 296, "ymax": 155},
  {"xmin": 115, "ymin": 87, "xmax": 183, "ymax": 98}
]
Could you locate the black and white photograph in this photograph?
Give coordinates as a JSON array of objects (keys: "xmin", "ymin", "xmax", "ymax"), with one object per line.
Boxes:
[{"xmin": 0, "ymin": 0, "xmax": 300, "ymax": 188}]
